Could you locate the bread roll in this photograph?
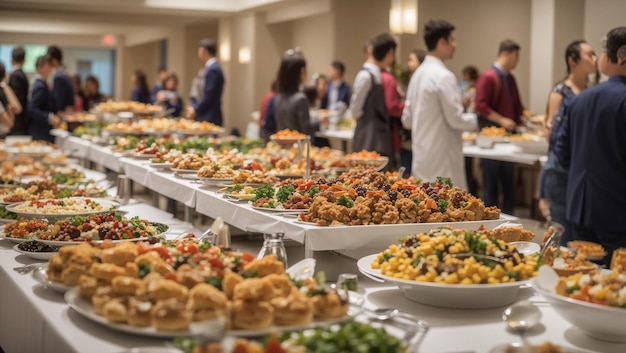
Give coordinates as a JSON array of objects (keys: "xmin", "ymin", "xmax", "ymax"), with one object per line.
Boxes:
[
  {"xmin": 151, "ymin": 298, "xmax": 191, "ymax": 331},
  {"xmin": 231, "ymin": 300, "xmax": 273, "ymax": 329}
]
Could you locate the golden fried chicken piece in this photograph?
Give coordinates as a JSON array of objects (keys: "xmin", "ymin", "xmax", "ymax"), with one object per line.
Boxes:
[
  {"xmin": 270, "ymin": 287, "xmax": 313, "ymax": 325},
  {"xmin": 231, "ymin": 300, "xmax": 274, "ymax": 329},
  {"xmin": 243, "ymin": 254, "xmax": 284, "ymax": 277},
  {"xmin": 222, "ymin": 271, "xmax": 244, "ymax": 299},
  {"xmin": 61, "ymin": 253, "xmax": 94, "ymax": 285},
  {"xmin": 89, "ymin": 262, "xmax": 127, "ymax": 283},
  {"xmin": 233, "ymin": 277, "xmax": 275, "ymax": 302},
  {"xmin": 134, "ymin": 251, "xmax": 173, "ymax": 276},
  {"xmin": 111, "ymin": 275, "xmax": 145, "ymax": 296},
  {"xmin": 92, "ymin": 286, "xmax": 118, "ymax": 315},
  {"xmin": 78, "ymin": 275, "xmax": 108, "ymax": 300},
  {"xmin": 102, "ymin": 297, "xmax": 129, "ymax": 323},
  {"xmin": 310, "ymin": 291, "xmax": 349, "ymax": 320},
  {"xmin": 151, "ymin": 298, "xmax": 191, "ymax": 331},
  {"xmin": 264, "ymin": 273, "xmax": 293, "ymax": 297},
  {"xmin": 146, "ymin": 279, "xmax": 188, "ymax": 302},
  {"xmin": 187, "ymin": 283, "xmax": 228, "ymax": 311},
  {"xmin": 101, "ymin": 242, "xmax": 138, "ymax": 267},
  {"xmin": 127, "ymin": 297, "xmax": 153, "ymax": 327}
]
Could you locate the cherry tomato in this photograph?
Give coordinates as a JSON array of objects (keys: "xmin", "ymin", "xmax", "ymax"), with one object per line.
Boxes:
[{"xmin": 176, "ymin": 243, "xmax": 198, "ymax": 255}]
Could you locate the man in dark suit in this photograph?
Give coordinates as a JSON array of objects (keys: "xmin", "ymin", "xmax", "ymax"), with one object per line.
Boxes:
[
  {"xmin": 185, "ymin": 39, "xmax": 224, "ymax": 126},
  {"xmin": 47, "ymin": 45, "xmax": 75, "ymax": 113},
  {"xmin": 8, "ymin": 46, "xmax": 29, "ymax": 135},
  {"xmin": 28, "ymin": 56, "xmax": 61, "ymax": 143},
  {"xmin": 554, "ymin": 26, "xmax": 626, "ymax": 266},
  {"xmin": 321, "ymin": 60, "xmax": 351, "ymax": 112}
]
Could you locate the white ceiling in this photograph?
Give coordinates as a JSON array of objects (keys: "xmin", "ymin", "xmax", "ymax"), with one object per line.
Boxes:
[{"xmin": 0, "ymin": 0, "xmax": 290, "ymax": 38}]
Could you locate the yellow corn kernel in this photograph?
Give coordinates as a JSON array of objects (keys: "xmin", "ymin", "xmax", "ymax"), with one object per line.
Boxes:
[
  {"xmin": 461, "ymin": 277, "xmax": 473, "ymax": 285},
  {"xmin": 445, "ymin": 273, "xmax": 459, "ymax": 284},
  {"xmin": 487, "ymin": 277, "xmax": 499, "ymax": 284},
  {"xmin": 472, "ymin": 273, "xmax": 482, "ymax": 283},
  {"xmin": 416, "ymin": 275, "xmax": 428, "ymax": 282}
]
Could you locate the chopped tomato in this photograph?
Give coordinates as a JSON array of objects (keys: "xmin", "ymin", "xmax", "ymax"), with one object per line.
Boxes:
[
  {"xmin": 176, "ymin": 243, "xmax": 199, "ymax": 254},
  {"xmin": 164, "ymin": 272, "xmax": 177, "ymax": 281},
  {"xmin": 240, "ymin": 253, "xmax": 255, "ymax": 262},
  {"xmin": 208, "ymin": 258, "xmax": 225, "ymax": 269},
  {"xmin": 265, "ymin": 339, "xmax": 286, "ymax": 353}
]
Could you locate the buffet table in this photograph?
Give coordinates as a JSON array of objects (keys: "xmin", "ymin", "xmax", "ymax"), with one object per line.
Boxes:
[{"xmin": 0, "ymin": 135, "xmax": 621, "ymax": 353}]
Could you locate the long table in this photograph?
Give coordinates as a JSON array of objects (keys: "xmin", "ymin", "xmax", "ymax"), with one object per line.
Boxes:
[{"xmin": 2, "ymin": 135, "xmax": 623, "ymax": 353}]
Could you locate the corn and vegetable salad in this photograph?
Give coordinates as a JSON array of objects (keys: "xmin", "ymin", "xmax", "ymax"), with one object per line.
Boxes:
[{"xmin": 371, "ymin": 226, "xmax": 540, "ymax": 284}]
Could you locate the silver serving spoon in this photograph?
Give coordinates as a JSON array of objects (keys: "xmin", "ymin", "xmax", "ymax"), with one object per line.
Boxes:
[{"xmin": 502, "ymin": 300, "xmax": 542, "ymax": 345}]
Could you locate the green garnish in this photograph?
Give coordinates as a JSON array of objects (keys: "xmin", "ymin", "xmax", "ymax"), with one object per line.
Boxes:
[
  {"xmin": 206, "ymin": 276, "xmax": 223, "ymax": 290},
  {"xmin": 252, "ymin": 184, "xmax": 275, "ymax": 201},
  {"xmin": 276, "ymin": 184, "xmax": 295, "ymax": 203},
  {"xmin": 138, "ymin": 263, "xmax": 151, "ymax": 279},
  {"xmin": 437, "ymin": 199, "xmax": 449, "ymax": 212},
  {"xmin": 336, "ymin": 195, "xmax": 354, "ymax": 208}
]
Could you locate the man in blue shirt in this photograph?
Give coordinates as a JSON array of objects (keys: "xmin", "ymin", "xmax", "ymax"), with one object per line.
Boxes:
[
  {"xmin": 47, "ymin": 45, "xmax": 74, "ymax": 113},
  {"xmin": 185, "ymin": 39, "xmax": 224, "ymax": 126},
  {"xmin": 554, "ymin": 26, "xmax": 626, "ymax": 266}
]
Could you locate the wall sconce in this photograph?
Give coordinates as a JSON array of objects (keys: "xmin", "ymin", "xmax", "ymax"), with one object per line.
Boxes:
[
  {"xmin": 238, "ymin": 46, "xmax": 251, "ymax": 64},
  {"xmin": 389, "ymin": 0, "xmax": 418, "ymax": 34},
  {"xmin": 220, "ymin": 42, "xmax": 231, "ymax": 62}
]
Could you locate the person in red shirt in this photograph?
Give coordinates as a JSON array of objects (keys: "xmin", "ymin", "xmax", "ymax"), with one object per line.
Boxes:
[
  {"xmin": 381, "ymin": 67, "xmax": 404, "ymax": 171},
  {"xmin": 258, "ymin": 79, "xmax": 277, "ymax": 128},
  {"xmin": 474, "ymin": 39, "xmax": 524, "ymax": 214}
]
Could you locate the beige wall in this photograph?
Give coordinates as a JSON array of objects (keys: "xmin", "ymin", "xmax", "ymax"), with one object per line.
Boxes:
[
  {"xmin": 332, "ymin": 0, "xmax": 390, "ymax": 84},
  {"xmin": 291, "ymin": 13, "xmax": 335, "ymax": 81},
  {"xmin": 584, "ymin": 0, "xmax": 626, "ymax": 67},
  {"xmin": 184, "ymin": 22, "xmax": 219, "ymax": 103}
]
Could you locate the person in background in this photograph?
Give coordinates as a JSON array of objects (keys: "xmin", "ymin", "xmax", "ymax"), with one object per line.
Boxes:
[
  {"xmin": 461, "ymin": 66, "xmax": 479, "ymax": 113},
  {"xmin": 47, "ymin": 45, "xmax": 74, "ymax": 113},
  {"xmin": 186, "ymin": 39, "xmax": 224, "ymax": 126},
  {"xmin": 461, "ymin": 65, "xmax": 480, "ymax": 195},
  {"xmin": 269, "ymin": 49, "xmax": 325, "ymax": 136},
  {"xmin": 407, "ymin": 48, "xmax": 427, "ymax": 75},
  {"xmin": 303, "ymin": 83, "xmax": 319, "ymax": 122},
  {"xmin": 553, "ymin": 26, "xmax": 626, "ymax": 265},
  {"xmin": 71, "ymin": 74, "xmax": 85, "ymax": 112},
  {"xmin": 130, "ymin": 70, "xmax": 151, "ymax": 104},
  {"xmin": 28, "ymin": 56, "xmax": 60, "ymax": 142},
  {"xmin": 321, "ymin": 60, "xmax": 350, "ymax": 113},
  {"xmin": 150, "ymin": 66, "xmax": 167, "ymax": 103},
  {"xmin": 83, "ymin": 75, "xmax": 106, "ymax": 111},
  {"xmin": 350, "ymin": 33, "xmax": 396, "ymax": 158},
  {"xmin": 381, "ymin": 61, "xmax": 404, "ymax": 171},
  {"xmin": 311, "ymin": 73, "xmax": 328, "ymax": 109},
  {"xmin": 155, "ymin": 73, "xmax": 183, "ymax": 117},
  {"xmin": 538, "ymin": 40, "xmax": 598, "ymax": 246},
  {"xmin": 259, "ymin": 79, "xmax": 278, "ymax": 130},
  {"xmin": 8, "ymin": 46, "xmax": 29, "ymax": 135},
  {"xmin": 399, "ymin": 48, "xmax": 426, "ymax": 178},
  {"xmin": 1, "ymin": 62, "xmax": 20, "ymax": 136},
  {"xmin": 401, "ymin": 20, "xmax": 477, "ymax": 189},
  {"xmin": 474, "ymin": 39, "xmax": 525, "ymax": 215}
]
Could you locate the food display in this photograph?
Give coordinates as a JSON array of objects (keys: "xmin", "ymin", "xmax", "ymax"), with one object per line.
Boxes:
[
  {"xmin": 0, "ymin": 205, "xmax": 17, "ymax": 221},
  {"xmin": 233, "ymin": 170, "xmax": 278, "ymax": 185},
  {"xmin": 555, "ymin": 270, "xmax": 626, "ymax": 307},
  {"xmin": 172, "ymin": 153, "xmax": 207, "ymax": 171},
  {"xmin": 6, "ymin": 140, "xmax": 57, "ymax": 156},
  {"xmin": 302, "ymin": 170, "xmax": 499, "ymax": 226},
  {"xmin": 0, "ymin": 180, "xmax": 60, "ymax": 204},
  {"xmin": 344, "ymin": 150, "xmax": 388, "ymax": 170},
  {"xmin": 176, "ymin": 120, "xmax": 223, "ymax": 135},
  {"xmin": 197, "ymin": 164, "xmax": 236, "ymax": 179},
  {"xmin": 6, "ymin": 197, "xmax": 117, "ymax": 218},
  {"xmin": 3, "ymin": 213, "xmax": 166, "ymax": 243},
  {"xmin": 479, "ymin": 126, "xmax": 508, "ymax": 137},
  {"xmin": 371, "ymin": 226, "xmax": 539, "ymax": 284},
  {"xmin": 270, "ymin": 129, "xmax": 307, "ymax": 144},
  {"xmin": 174, "ymin": 321, "xmax": 406, "ymax": 353},
  {"xmin": 93, "ymin": 100, "xmax": 162, "ymax": 114},
  {"xmin": 567, "ymin": 240, "xmax": 606, "ymax": 260},
  {"xmin": 50, "ymin": 237, "xmax": 349, "ymax": 333},
  {"xmin": 218, "ymin": 185, "xmax": 257, "ymax": 200},
  {"xmin": 543, "ymin": 247, "xmax": 597, "ymax": 277}
]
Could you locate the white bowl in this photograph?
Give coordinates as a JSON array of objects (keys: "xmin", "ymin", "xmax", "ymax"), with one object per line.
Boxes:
[
  {"xmin": 357, "ymin": 254, "xmax": 528, "ymax": 309},
  {"xmin": 533, "ymin": 266, "xmax": 626, "ymax": 342}
]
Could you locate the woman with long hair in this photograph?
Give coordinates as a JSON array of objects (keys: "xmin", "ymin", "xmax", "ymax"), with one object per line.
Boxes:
[
  {"xmin": 130, "ymin": 69, "xmax": 151, "ymax": 104},
  {"xmin": 263, "ymin": 49, "xmax": 326, "ymax": 138},
  {"xmin": 539, "ymin": 40, "xmax": 598, "ymax": 245}
]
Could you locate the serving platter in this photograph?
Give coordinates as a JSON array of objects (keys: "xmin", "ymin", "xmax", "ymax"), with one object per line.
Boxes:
[
  {"xmin": 13, "ymin": 243, "xmax": 58, "ymax": 260},
  {"xmin": 170, "ymin": 168, "xmax": 200, "ymax": 174},
  {"xmin": 248, "ymin": 203, "xmax": 308, "ymax": 214},
  {"xmin": 357, "ymin": 254, "xmax": 530, "ymax": 309},
  {"xmin": 31, "ymin": 221, "xmax": 168, "ymax": 247},
  {"xmin": 0, "ymin": 225, "xmax": 36, "ymax": 243},
  {"xmin": 198, "ymin": 177, "xmax": 233, "ymax": 187},
  {"xmin": 65, "ymin": 287, "xmax": 358, "ymax": 338},
  {"xmin": 5, "ymin": 197, "xmax": 119, "ymax": 220},
  {"xmin": 33, "ymin": 267, "xmax": 72, "ymax": 293}
]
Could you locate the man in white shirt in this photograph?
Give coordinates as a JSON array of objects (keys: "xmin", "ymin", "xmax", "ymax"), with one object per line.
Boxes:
[{"xmin": 401, "ymin": 20, "xmax": 477, "ymax": 189}]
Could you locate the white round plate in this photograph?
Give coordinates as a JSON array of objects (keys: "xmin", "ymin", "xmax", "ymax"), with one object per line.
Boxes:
[
  {"xmin": 32, "ymin": 266, "xmax": 71, "ymax": 293},
  {"xmin": 33, "ymin": 236, "xmax": 151, "ymax": 247},
  {"xmin": 176, "ymin": 128, "xmax": 224, "ymax": 135},
  {"xmin": 65, "ymin": 288, "xmax": 223, "ymax": 338},
  {"xmin": 149, "ymin": 162, "xmax": 173, "ymax": 169},
  {"xmin": 116, "ymin": 348, "xmax": 182, "ymax": 353},
  {"xmin": 532, "ymin": 266, "xmax": 626, "ymax": 342},
  {"xmin": 198, "ymin": 177, "xmax": 233, "ymax": 186},
  {"xmin": 5, "ymin": 197, "xmax": 119, "ymax": 220},
  {"xmin": 174, "ymin": 173, "xmax": 201, "ymax": 181},
  {"xmin": 489, "ymin": 343, "xmax": 578, "ymax": 353},
  {"xmin": 0, "ymin": 235, "xmax": 36, "ymax": 244},
  {"xmin": 131, "ymin": 153, "xmax": 157, "ymax": 159},
  {"xmin": 248, "ymin": 203, "xmax": 308, "ymax": 213},
  {"xmin": 13, "ymin": 243, "xmax": 58, "ymax": 260},
  {"xmin": 171, "ymin": 168, "xmax": 200, "ymax": 174},
  {"xmin": 357, "ymin": 254, "xmax": 529, "ymax": 309},
  {"xmin": 510, "ymin": 241, "xmax": 540, "ymax": 255},
  {"xmin": 217, "ymin": 189, "xmax": 255, "ymax": 201}
]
